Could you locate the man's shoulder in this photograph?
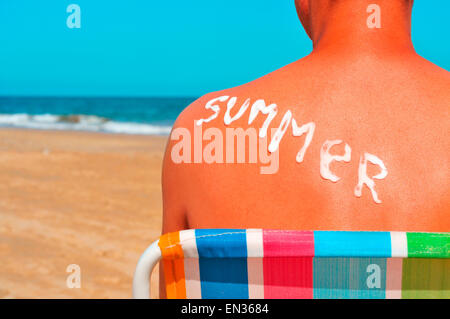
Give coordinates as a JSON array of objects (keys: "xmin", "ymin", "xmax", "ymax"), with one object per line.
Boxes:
[
  {"xmin": 172, "ymin": 61, "xmax": 304, "ymax": 130},
  {"xmin": 171, "ymin": 82, "xmax": 263, "ymax": 131},
  {"xmin": 413, "ymin": 56, "xmax": 450, "ymax": 90},
  {"xmin": 171, "ymin": 91, "xmax": 228, "ymax": 130},
  {"xmin": 412, "ymin": 57, "xmax": 450, "ymax": 115}
]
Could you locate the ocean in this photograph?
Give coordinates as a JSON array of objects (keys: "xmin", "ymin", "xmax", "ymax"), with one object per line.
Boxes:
[{"xmin": 0, "ymin": 96, "xmax": 197, "ymax": 135}]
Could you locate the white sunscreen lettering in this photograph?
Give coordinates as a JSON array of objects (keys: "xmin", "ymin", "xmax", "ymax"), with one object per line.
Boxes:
[
  {"xmin": 194, "ymin": 96, "xmax": 389, "ymax": 204},
  {"xmin": 248, "ymin": 99, "xmax": 278, "ymax": 138},
  {"xmin": 320, "ymin": 140, "xmax": 352, "ymax": 182},
  {"xmin": 292, "ymin": 119, "xmax": 315, "ymax": 163},
  {"xmin": 224, "ymin": 97, "xmax": 251, "ymax": 125},
  {"xmin": 196, "ymin": 96, "xmax": 229, "ymax": 126},
  {"xmin": 354, "ymin": 152, "xmax": 388, "ymax": 204},
  {"xmin": 268, "ymin": 110, "xmax": 292, "ymax": 153}
]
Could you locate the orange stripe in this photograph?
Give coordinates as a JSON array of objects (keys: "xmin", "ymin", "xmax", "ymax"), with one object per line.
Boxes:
[{"xmin": 158, "ymin": 232, "xmax": 186, "ymax": 299}]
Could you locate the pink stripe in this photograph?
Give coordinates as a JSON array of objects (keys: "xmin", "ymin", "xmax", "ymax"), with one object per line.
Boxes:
[
  {"xmin": 386, "ymin": 258, "xmax": 403, "ymax": 299},
  {"xmin": 263, "ymin": 230, "xmax": 314, "ymax": 299},
  {"xmin": 263, "ymin": 230, "xmax": 314, "ymax": 256}
]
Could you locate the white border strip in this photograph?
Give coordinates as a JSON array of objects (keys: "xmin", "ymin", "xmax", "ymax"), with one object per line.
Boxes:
[
  {"xmin": 386, "ymin": 258, "xmax": 403, "ymax": 299},
  {"xmin": 390, "ymin": 232, "xmax": 408, "ymax": 257},
  {"xmin": 246, "ymin": 229, "xmax": 264, "ymax": 299},
  {"xmin": 179, "ymin": 229, "xmax": 199, "ymax": 258},
  {"xmin": 179, "ymin": 230, "xmax": 201, "ymax": 299}
]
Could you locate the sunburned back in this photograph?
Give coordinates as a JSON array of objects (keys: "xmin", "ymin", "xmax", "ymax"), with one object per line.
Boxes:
[
  {"xmin": 160, "ymin": 0, "xmax": 449, "ymax": 299},
  {"xmin": 163, "ymin": 54, "xmax": 449, "ymax": 232}
]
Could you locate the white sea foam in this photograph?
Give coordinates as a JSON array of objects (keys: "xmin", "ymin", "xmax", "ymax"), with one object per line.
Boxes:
[{"xmin": 0, "ymin": 114, "xmax": 172, "ymax": 135}]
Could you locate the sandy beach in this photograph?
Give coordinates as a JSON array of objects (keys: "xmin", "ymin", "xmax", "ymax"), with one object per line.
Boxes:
[{"xmin": 0, "ymin": 128, "xmax": 167, "ymax": 298}]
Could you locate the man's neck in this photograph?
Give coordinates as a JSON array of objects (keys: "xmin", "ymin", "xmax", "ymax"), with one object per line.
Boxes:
[{"xmin": 309, "ymin": 0, "xmax": 415, "ymax": 57}]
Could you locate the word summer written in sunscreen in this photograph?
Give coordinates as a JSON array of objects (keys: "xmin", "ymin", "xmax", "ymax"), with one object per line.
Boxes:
[{"xmin": 171, "ymin": 96, "xmax": 388, "ymax": 204}]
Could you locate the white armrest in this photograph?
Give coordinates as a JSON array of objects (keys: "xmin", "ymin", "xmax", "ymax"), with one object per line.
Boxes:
[{"xmin": 132, "ymin": 239, "xmax": 161, "ymax": 299}]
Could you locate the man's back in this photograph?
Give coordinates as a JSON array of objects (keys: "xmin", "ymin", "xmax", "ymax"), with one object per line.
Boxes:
[
  {"xmin": 163, "ymin": 52, "xmax": 449, "ymax": 232},
  {"xmin": 161, "ymin": 0, "xmax": 449, "ymax": 235}
]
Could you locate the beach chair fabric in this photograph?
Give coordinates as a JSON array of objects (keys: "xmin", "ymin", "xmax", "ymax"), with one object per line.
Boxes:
[{"xmin": 153, "ymin": 229, "xmax": 449, "ymax": 299}]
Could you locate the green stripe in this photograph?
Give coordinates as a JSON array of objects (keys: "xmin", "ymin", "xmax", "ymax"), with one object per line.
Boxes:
[
  {"xmin": 402, "ymin": 258, "xmax": 450, "ymax": 299},
  {"xmin": 406, "ymin": 233, "xmax": 450, "ymax": 258}
]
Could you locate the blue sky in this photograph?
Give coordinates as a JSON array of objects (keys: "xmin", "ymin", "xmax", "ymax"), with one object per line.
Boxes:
[{"xmin": 0, "ymin": 0, "xmax": 449, "ymax": 97}]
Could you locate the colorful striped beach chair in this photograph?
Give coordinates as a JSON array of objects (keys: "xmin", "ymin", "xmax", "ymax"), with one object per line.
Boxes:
[{"xmin": 133, "ymin": 229, "xmax": 450, "ymax": 299}]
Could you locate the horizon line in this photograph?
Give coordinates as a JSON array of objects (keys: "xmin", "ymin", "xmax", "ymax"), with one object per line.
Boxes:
[{"xmin": 0, "ymin": 95, "xmax": 199, "ymax": 99}]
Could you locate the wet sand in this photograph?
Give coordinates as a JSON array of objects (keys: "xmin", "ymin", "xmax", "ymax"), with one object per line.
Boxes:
[{"xmin": 0, "ymin": 128, "xmax": 167, "ymax": 298}]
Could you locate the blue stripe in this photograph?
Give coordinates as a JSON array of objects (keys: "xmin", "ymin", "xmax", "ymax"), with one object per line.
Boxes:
[
  {"xmin": 195, "ymin": 229, "xmax": 249, "ymax": 299},
  {"xmin": 313, "ymin": 257, "xmax": 387, "ymax": 299},
  {"xmin": 314, "ymin": 231, "xmax": 391, "ymax": 257}
]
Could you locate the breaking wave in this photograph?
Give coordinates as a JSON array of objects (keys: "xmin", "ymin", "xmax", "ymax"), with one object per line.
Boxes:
[{"xmin": 0, "ymin": 114, "xmax": 172, "ymax": 135}]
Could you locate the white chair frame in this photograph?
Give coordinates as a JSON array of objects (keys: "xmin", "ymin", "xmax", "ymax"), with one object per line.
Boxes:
[{"xmin": 132, "ymin": 239, "xmax": 161, "ymax": 299}]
